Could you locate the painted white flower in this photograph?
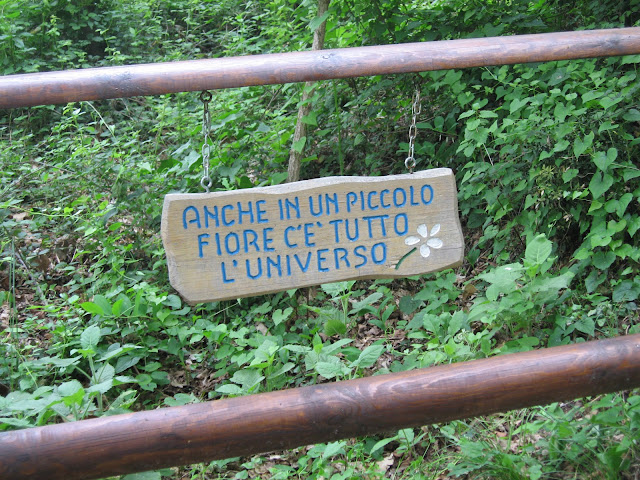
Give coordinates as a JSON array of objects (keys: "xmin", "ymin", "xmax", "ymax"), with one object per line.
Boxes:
[{"xmin": 404, "ymin": 223, "xmax": 443, "ymax": 259}]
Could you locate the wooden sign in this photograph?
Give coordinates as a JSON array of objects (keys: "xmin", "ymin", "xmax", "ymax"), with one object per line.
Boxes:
[{"xmin": 162, "ymin": 169, "xmax": 464, "ymax": 304}]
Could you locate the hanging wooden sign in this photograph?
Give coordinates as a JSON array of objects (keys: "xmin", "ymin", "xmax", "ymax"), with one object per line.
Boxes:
[{"xmin": 162, "ymin": 168, "xmax": 464, "ymax": 304}]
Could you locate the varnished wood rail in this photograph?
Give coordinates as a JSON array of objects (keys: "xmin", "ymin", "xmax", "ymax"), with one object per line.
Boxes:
[
  {"xmin": 1, "ymin": 27, "xmax": 639, "ymax": 108},
  {"xmin": 1, "ymin": 334, "xmax": 639, "ymax": 480}
]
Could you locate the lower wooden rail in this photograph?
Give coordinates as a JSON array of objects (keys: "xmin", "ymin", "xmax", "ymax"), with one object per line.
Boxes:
[{"xmin": 1, "ymin": 334, "xmax": 639, "ymax": 480}]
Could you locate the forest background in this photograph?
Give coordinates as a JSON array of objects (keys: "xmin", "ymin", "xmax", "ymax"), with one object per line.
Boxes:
[{"xmin": 2, "ymin": 0, "xmax": 640, "ymax": 478}]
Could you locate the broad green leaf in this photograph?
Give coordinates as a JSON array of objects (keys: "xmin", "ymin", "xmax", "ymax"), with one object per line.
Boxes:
[
  {"xmin": 352, "ymin": 344, "xmax": 385, "ymax": 369},
  {"xmin": 273, "ymin": 307, "xmax": 293, "ymax": 326},
  {"xmin": 80, "ymin": 325, "xmax": 101, "ymax": 350},
  {"xmin": 322, "ymin": 338, "xmax": 353, "ymax": 355},
  {"xmin": 301, "ymin": 111, "xmax": 318, "ymax": 126},
  {"xmin": 616, "ymin": 193, "xmax": 634, "ymax": 217},
  {"xmin": 268, "ymin": 362, "xmax": 295, "ymax": 379},
  {"xmin": 309, "ymin": 11, "xmax": 330, "ymax": 31},
  {"xmin": 613, "ymin": 281, "xmax": 640, "ymax": 302},
  {"xmin": 230, "ymin": 369, "xmax": 264, "ymax": 389},
  {"xmin": 58, "ymin": 380, "xmax": 84, "ymax": 406},
  {"xmin": 622, "ymin": 108, "xmax": 640, "ymax": 121},
  {"xmin": 350, "ymin": 292, "xmax": 383, "ymax": 314},
  {"xmin": 525, "ymin": 234, "xmax": 552, "ymax": 266},
  {"xmin": 321, "ymin": 281, "xmax": 354, "ymax": 297},
  {"xmin": 509, "ymin": 96, "xmax": 529, "ymax": 113},
  {"xmin": 93, "ymin": 363, "xmax": 115, "ymax": 385},
  {"xmin": 215, "ymin": 384, "xmax": 243, "ymax": 395},
  {"xmin": 574, "ymin": 317, "xmax": 595, "ymax": 336},
  {"xmin": 322, "ymin": 441, "xmax": 346, "ymax": 460},
  {"xmin": 479, "ymin": 264, "xmax": 523, "ymax": 301},
  {"xmin": 292, "ymin": 136, "xmax": 306, "ymax": 153},
  {"xmin": 573, "ymin": 132, "xmax": 594, "ymax": 157},
  {"xmin": 80, "ymin": 301, "xmax": 104, "ymax": 316},
  {"xmin": 593, "ymin": 251, "xmax": 616, "ymax": 270},
  {"xmin": 399, "ymin": 295, "xmax": 421, "ymax": 315},
  {"xmin": 315, "ymin": 360, "xmax": 345, "ymax": 379},
  {"xmin": 324, "ymin": 317, "xmax": 346, "ymax": 336},
  {"xmin": 589, "ymin": 172, "xmax": 614, "ymax": 199},
  {"xmin": 562, "ymin": 168, "xmax": 578, "ymax": 183},
  {"xmin": 593, "ymin": 148, "xmax": 617, "ymax": 172},
  {"xmin": 369, "ymin": 435, "xmax": 398, "ymax": 456}
]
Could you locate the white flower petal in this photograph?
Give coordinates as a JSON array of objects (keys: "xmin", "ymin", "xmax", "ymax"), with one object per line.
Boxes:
[
  {"xmin": 417, "ymin": 224, "xmax": 428, "ymax": 238},
  {"xmin": 430, "ymin": 224, "xmax": 441, "ymax": 236},
  {"xmin": 420, "ymin": 244, "xmax": 431, "ymax": 258},
  {"xmin": 405, "ymin": 236, "xmax": 421, "ymax": 246},
  {"xmin": 427, "ymin": 238, "xmax": 443, "ymax": 249}
]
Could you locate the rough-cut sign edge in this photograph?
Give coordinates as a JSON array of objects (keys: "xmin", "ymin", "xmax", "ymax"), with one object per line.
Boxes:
[{"xmin": 162, "ymin": 169, "xmax": 464, "ymax": 304}]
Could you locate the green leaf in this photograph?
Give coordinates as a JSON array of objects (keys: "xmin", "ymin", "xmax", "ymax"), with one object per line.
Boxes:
[
  {"xmin": 623, "ymin": 108, "xmax": 640, "ymax": 121},
  {"xmin": 309, "ymin": 11, "xmax": 330, "ymax": 32},
  {"xmin": 613, "ymin": 281, "xmax": 640, "ymax": 302},
  {"xmin": 509, "ymin": 96, "xmax": 529, "ymax": 113},
  {"xmin": 592, "ymin": 148, "xmax": 617, "ymax": 172},
  {"xmin": 80, "ymin": 301, "xmax": 104, "ymax": 316},
  {"xmin": 230, "ymin": 369, "xmax": 264, "ymax": 390},
  {"xmin": 573, "ymin": 132, "xmax": 594, "ymax": 157},
  {"xmin": 352, "ymin": 344, "xmax": 385, "ymax": 369},
  {"xmin": 574, "ymin": 317, "xmax": 595, "ymax": 336},
  {"xmin": 562, "ymin": 169, "xmax": 578, "ymax": 183},
  {"xmin": 324, "ymin": 317, "xmax": 346, "ymax": 336},
  {"xmin": 301, "ymin": 111, "xmax": 318, "ymax": 126},
  {"xmin": 616, "ymin": 193, "xmax": 634, "ymax": 217},
  {"xmin": 315, "ymin": 360, "xmax": 345, "ymax": 379},
  {"xmin": 322, "ymin": 441, "xmax": 346, "ymax": 460},
  {"xmin": 58, "ymin": 380, "xmax": 84, "ymax": 405},
  {"xmin": 369, "ymin": 436, "xmax": 398, "ymax": 456},
  {"xmin": 589, "ymin": 172, "xmax": 614, "ymax": 199},
  {"xmin": 273, "ymin": 307, "xmax": 293, "ymax": 326},
  {"xmin": 399, "ymin": 295, "xmax": 421, "ymax": 315},
  {"xmin": 215, "ymin": 384, "xmax": 243, "ymax": 395},
  {"xmin": 80, "ymin": 325, "xmax": 101, "ymax": 350},
  {"xmin": 525, "ymin": 234, "xmax": 552, "ymax": 266},
  {"xmin": 292, "ymin": 136, "xmax": 306, "ymax": 153},
  {"xmin": 350, "ymin": 292, "xmax": 383, "ymax": 314},
  {"xmin": 593, "ymin": 251, "xmax": 616, "ymax": 270}
]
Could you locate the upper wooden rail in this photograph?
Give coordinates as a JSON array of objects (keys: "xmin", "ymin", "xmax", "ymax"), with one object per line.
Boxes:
[{"xmin": 1, "ymin": 27, "xmax": 639, "ymax": 109}]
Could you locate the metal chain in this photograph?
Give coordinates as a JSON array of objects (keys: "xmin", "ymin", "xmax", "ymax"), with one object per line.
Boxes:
[
  {"xmin": 200, "ymin": 90, "xmax": 213, "ymax": 192},
  {"xmin": 405, "ymin": 88, "xmax": 421, "ymax": 174}
]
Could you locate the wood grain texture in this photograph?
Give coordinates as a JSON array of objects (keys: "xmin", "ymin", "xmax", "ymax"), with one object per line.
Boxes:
[
  {"xmin": 162, "ymin": 169, "xmax": 463, "ymax": 303},
  {"xmin": 1, "ymin": 334, "xmax": 639, "ymax": 480},
  {"xmin": 1, "ymin": 28, "xmax": 639, "ymax": 108}
]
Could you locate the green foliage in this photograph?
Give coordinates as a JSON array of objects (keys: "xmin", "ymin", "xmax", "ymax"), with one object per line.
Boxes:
[{"xmin": 1, "ymin": 0, "xmax": 639, "ymax": 478}]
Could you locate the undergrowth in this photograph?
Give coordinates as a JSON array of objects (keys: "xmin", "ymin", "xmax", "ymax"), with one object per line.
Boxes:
[{"xmin": 1, "ymin": 0, "xmax": 639, "ymax": 478}]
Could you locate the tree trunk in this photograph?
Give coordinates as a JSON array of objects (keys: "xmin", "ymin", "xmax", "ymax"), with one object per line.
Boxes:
[{"xmin": 286, "ymin": 0, "xmax": 330, "ymax": 183}]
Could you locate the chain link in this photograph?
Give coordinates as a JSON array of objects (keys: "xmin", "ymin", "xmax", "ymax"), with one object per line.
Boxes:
[
  {"xmin": 405, "ymin": 88, "xmax": 421, "ymax": 173},
  {"xmin": 200, "ymin": 90, "xmax": 213, "ymax": 192}
]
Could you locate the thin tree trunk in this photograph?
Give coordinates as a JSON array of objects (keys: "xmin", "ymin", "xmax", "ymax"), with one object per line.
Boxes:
[{"xmin": 287, "ymin": 0, "xmax": 330, "ymax": 183}]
